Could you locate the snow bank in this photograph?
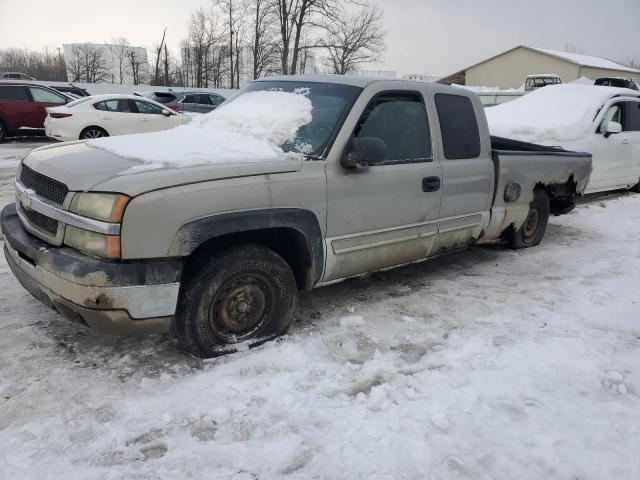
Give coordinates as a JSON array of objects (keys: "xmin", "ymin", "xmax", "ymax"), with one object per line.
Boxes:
[
  {"xmin": 87, "ymin": 91, "xmax": 313, "ymax": 170},
  {"xmin": 486, "ymin": 84, "xmax": 631, "ymax": 144}
]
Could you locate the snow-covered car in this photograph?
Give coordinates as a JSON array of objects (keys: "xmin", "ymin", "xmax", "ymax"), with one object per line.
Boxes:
[
  {"xmin": 44, "ymin": 94, "xmax": 188, "ymax": 141},
  {"xmin": 1, "ymin": 76, "xmax": 592, "ymax": 357},
  {"xmin": 487, "ymin": 84, "xmax": 640, "ymax": 193}
]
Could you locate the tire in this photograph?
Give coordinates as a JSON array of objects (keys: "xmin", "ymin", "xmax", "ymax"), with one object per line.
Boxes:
[
  {"xmin": 508, "ymin": 189, "xmax": 550, "ymax": 249},
  {"xmin": 630, "ymin": 180, "xmax": 640, "ymax": 193},
  {"xmin": 0, "ymin": 120, "xmax": 6, "ymax": 143},
  {"xmin": 175, "ymin": 245, "xmax": 298, "ymax": 358},
  {"xmin": 79, "ymin": 126, "xmax": 108, "ymax": 140}
]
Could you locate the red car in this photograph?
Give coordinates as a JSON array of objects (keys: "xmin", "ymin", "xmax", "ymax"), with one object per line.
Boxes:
[{"xmin": 0, "ymin": 83, "xmax": 69, "ymax": 142}]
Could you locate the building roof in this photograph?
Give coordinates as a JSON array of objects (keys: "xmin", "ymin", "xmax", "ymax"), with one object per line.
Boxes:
[
  {"xmin": 461, "ymin": 45, "xmax": 640, "ymax": 75},
  {"xmin": 528, "ymin": 47, "xmax": 640, "ymax": 73}
]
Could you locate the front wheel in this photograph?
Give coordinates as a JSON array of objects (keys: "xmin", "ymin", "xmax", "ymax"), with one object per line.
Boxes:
[
  {"xmin": 175, "ymin": 245, "xmax": 298, "ymax": 358},
  {"xmin": 508, "ymin": 189, "xmax": 550, "ymax": 249},
  {"xmin": 0, "ymin": 120, "xmax": 6, "ymax": 143}
]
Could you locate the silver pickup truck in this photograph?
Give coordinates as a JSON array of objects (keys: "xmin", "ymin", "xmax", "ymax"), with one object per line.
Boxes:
[{"xmin": 1, "ymin": 76, "xmax": 592, "ymax": 357}]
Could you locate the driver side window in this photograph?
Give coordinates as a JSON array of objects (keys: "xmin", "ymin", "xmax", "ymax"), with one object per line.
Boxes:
[{"xmin": 353, "ymin": 92, "xmax": 432, "ymax": 164}]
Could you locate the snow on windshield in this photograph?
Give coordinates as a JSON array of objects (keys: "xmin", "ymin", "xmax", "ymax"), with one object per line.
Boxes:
[
  {"xmin": 87, "ymin": 91, "xmax": 313, "ymax": 171},
  {"xmin": 486, "ymin": 84, "xmax": 634, "ymax": 144}
]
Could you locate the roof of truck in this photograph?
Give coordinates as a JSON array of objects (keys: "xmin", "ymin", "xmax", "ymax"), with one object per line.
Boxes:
[
  {"xmin": 254, "ymin": 74, "xmax": 448, "ymax": 89},
  {"xmin": 253, "ymin": 75, "xmax": 481, "ymax": 97}
]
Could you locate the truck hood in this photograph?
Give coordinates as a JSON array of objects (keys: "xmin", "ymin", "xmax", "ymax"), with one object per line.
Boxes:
[{"xmin": 21, "ymin": 141, "xmax": 303, "ymax": 196}]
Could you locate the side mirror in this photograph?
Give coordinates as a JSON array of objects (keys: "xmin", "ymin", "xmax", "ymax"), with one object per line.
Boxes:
[
  {"xmin": 341, "ymin": 137, "xmax": 387, "ymax": 169},
  {"xmin": 161, "ymin": 109, "xmax": 172, "ymax": 117},
  {"xmin": 604, "ymin": 121, "xmax": 622, "ymax": 137}
]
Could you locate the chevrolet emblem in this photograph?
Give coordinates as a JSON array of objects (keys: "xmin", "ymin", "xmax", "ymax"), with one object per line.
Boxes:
[{"xmin": 18, "ymin": 188, "xmax": 35, "ymax": 209}]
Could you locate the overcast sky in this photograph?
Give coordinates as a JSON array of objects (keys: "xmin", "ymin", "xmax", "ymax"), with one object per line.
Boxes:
[{"xmin": 0, "ymin": 0, "xmax": 638, "ymax": 76}]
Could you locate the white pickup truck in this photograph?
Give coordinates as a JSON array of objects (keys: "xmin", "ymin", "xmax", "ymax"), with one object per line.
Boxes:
[{"xmin": 1, "ymin": 75, "xmax": 592, "ymax": 357}]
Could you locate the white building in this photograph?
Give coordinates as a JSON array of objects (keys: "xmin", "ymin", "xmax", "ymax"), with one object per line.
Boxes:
[{"xmin": 62, "ymin": 43, "xmax": 149, "ymax": 85}]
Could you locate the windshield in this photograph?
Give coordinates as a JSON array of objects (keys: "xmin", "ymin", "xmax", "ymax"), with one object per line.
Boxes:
[{"xmin": 235, "ymin": 81, "xmax": 362, "ymax": 157}]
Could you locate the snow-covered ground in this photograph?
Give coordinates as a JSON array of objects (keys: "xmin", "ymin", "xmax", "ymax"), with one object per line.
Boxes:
[{"xmin": 1, "ymin": 142, "xmax": 640, "ymax": 479}]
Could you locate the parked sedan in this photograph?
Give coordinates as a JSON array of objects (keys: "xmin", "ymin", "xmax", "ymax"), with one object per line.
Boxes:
[
  {"xmin": 44, "ymin": 94, "xmax": 187, "ymax": 141},
  {"xmin": 175, "ymin": 91, "xmax": 226, "ymax": 113},
  {"xmin": 0, "ymin": 82, "xmax": 69, "ymax": 142},
  {"xmin": 137, "ymin": 90, "xmax": 226, "ymax": 113}
]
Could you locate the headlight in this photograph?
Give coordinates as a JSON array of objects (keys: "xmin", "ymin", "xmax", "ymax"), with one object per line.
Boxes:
[
  {"xmin": 64, "ymin": 225, "xmax": 120, "ymax": 259},
  {"xmin": 69, "ymin": 193, "xmax": 130, "ymax": 223}
]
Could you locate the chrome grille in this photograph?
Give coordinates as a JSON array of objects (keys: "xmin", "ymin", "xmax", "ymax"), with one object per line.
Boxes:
[
  {"xmin": 22, "ymin": 207, "xmax": 59, "ymax": 235},
  {"xmin": 19, "ymin": 165, "xmax": 69, "ymax": 206}
]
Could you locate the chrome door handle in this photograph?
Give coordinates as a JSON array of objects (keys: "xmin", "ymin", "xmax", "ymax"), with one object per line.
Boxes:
[{"xmin": 622, "ymin": 139, "xmax": 629, "ymax": 144}]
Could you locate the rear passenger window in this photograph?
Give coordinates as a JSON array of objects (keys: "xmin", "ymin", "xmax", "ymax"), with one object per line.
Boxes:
[
  {"xmin": 94, "ymin": 100, "xmax": 131, "ymax": 112},
  {"xmin": 0, "ymin": 86, "xmax": 28, "ymax": 101},
  {"xmin": 354, "ymin": 92, "xmax": 431, "ymax": 163},
  {"xmin": 624, "ymin": 102, "xmax": 640, "ymax": 132},
  {"xmin": 435, "ymin": 94, "xmax": 481, "ymax": 159}
]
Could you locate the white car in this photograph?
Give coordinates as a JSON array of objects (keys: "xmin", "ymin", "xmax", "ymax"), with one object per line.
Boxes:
[
  {"xmin": 44, "ymin": 94, "xmax": 187, "ymax": 141},
  {"xmin": 487, "ymin": 84, "xmax": 640, "ymax": 194}
]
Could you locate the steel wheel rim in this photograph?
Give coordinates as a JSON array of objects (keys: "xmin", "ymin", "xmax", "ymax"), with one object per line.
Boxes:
[
  {"xmin": 208, "ymin": 273, "xmax": 272, "ymax": 343},
  {"xmin": 84, "ymin": 129, "xmax": 104, "ymax": 139},
  {"xmin": 522, "ymin": 208, "xmax": 540, "ymax": 242}
]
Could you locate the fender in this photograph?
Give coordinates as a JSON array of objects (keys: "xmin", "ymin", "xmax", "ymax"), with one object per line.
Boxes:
[{"xmin": 168, "ymin": 208, "xmax": 324, "ymax": 283}]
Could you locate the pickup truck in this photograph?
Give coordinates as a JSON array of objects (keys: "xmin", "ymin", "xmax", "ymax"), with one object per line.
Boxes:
[{"xmin": 0, "ymin": 75, "xmax": 592, "ymax": 358}]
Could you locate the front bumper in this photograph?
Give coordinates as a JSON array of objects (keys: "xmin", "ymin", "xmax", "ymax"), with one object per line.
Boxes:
[{"xmin": 1, "ymin": 203, "xmax": 183, "ymax": 335}]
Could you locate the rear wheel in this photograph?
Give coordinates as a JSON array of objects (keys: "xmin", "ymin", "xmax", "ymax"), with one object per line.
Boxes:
[
  {"xmin": 508, "ymin": 189, "xmax": 550, "ymax": 249},
  {"xmin": 80, "ymin": 126, "xmax": 108, "ymax": 140},
  {"xmin": 175, "ymin": 245, "xmax": 297, "ymax": 358}
]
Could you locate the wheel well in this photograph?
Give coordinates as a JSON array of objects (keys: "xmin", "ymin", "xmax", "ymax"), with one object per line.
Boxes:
[
  {"xmin": 535, "ymin": 175, "xmax": 577, "ymax": 215},
  {"xmin": 185, "ymin": 228, "xmax": 316, "ymax": 291}
]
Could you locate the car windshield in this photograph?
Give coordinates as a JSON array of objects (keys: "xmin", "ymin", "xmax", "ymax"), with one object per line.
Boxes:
[{"xmin": 235, "ymin": 81, "xmax": 362, "ymax": 157}]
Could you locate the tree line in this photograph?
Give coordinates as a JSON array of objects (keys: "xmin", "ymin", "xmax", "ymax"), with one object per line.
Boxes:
[{"xmin": 0, "ymin": 0, "xmax": 385, "ymax": 88}]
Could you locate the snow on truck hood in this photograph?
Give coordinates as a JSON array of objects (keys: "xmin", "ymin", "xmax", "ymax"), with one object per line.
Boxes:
[
  {"xmin": 87, "ymin": 91, "xmax": 313, "ymax": 172},
  {"xmin": 486, "ymin": 84, "xmax": 638, "ymax": 145}
]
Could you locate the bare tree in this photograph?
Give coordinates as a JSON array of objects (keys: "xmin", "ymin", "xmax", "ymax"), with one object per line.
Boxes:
[
  {"xmin": 323, "ymin": 3, "xmax": 385, "ymax": 74},
  {"xmin": 250, "ymin": 0, "xmax": 280, "ymax": 79},
  {"xmin": 216, "ymin": 0, "xmax": 250, "ymax": 88},
  {"xmin": 67, "ymin": 44, "xmax": 110, "ymax": 83},
  {"xmin": 273, "ymin": 0, "xmax": 343, "ymax": 75},
  {"xmin": 182, "ymin": 7, "xmax": 227, "ymax": 88},
  {"xmin": 108, "ymin": 37, "xmax": 131, "ymax": 84},
  {"xmin": 0, "ymin": 47, "xmax": 67, "ymax": 81},
  {"xmin": 153, "ymin": 28, "xmax": 167, "ymax": 84},
  {"xmin": 126, "ymin": 49, "xmax": 147, "ymax": 85},
  {"xmin": 563, "ymin": 41, "xmax": 583, "ymax": 54}
]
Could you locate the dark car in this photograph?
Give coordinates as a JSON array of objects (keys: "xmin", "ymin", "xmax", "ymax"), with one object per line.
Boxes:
[
  {"xmin": 176, "ymin": 91, "xmax": 226, "ymax": 113},
  {"xmin": 51, "ymin": 85, "xmax": 91, "ymax": 97},
  {"xmin": 594, "ymin": 77, "xmax": 639, "ymax": 90},
  {"xmin": 137, "ymin": 90, "xmax": 226, "ymax": 113},
  {"xmin": 0, "ymin": 83, "xmax": 68, "ymax": 142}
]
